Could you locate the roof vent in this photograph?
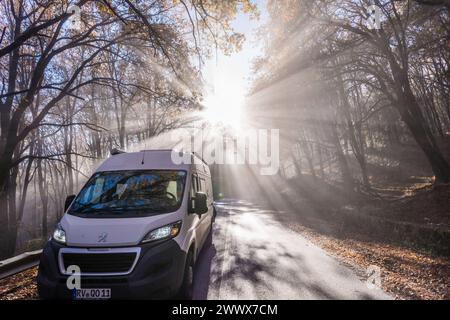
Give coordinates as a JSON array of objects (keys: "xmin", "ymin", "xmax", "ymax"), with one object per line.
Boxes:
[{"xmin": 110, "ymin": 148, "xmax": 126, "ymax": 156}]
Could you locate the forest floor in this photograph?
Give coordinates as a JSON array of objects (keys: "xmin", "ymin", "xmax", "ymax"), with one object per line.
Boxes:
[
  {"xmin": 277, "ymin": 139, "xmax": 450, "ymax": 300},
  {"xmin": 0, "ymin": 267, "xmax": 37, "ymax": 300}
]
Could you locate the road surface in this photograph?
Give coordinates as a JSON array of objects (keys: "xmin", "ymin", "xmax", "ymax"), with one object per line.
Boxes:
[{"xmin": 193, "ymin": 199, "xmax": 390, "ymax": 300}]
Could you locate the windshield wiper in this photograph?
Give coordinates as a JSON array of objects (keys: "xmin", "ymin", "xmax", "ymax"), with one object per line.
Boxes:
[
  {"xmin": 70, "ymin": 206, "xmax": 108, "ymax": 214},
  {"xmin": 107, "ymin": 205, "xmax": 170, "ymax": 212}
]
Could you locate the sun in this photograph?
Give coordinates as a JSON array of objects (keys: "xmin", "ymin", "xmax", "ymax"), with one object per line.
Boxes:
[
  {"xmin": 201, "ymin": 64, "xmax": 245, "ymax": 130},
  {"xmin": 203, "ymin": 93, "xmax": 243, "ymax": 129}
]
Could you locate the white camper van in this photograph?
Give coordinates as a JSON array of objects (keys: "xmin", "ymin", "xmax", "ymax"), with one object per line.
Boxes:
[{"xmin": 37, "ymin": 149, "xmax": 214, "ymax": 299}]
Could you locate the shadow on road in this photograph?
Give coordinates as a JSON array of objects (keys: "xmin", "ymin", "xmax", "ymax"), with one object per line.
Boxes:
[
  {"xmin": 193, "ymin": 230, "xmax": 216, "ymax": 300},
  {"xmin": 192, "ymin": 199, "xmax": 389, "ymax": 300}
]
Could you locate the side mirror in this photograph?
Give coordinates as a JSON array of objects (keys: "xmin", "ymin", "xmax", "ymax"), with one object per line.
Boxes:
[
  {"xmin": 64, "ymin": 195, "xmax": 76, "ymax": 212},
  {"xmin": 194, "ymin": 192, "xmax": 208, "ymax": 215}
]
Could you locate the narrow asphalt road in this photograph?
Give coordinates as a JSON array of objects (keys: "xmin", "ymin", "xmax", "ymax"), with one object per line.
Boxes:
[{"xmin": 193, "ymin": 199, "xmax": 390, "ymax": 300}]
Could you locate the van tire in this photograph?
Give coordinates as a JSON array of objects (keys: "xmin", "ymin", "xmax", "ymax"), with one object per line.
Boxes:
[
  {"xmin": 212, "ymin": 205, "xmax": 217, "ymax": 223},
  {"xmin": 179, "ymin": 251, "xmax": 194, "ymax": 299}
]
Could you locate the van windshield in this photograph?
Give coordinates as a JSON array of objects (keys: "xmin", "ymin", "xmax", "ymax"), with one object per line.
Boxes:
[{"xmin": 69, "ymin": 170, "xmax": 187, "ymax": 217}]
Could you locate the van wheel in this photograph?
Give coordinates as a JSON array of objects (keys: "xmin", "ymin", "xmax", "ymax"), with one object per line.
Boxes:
[{"xmin": 179, "ymin": 251, "xmax": 194, "ymax": 299}]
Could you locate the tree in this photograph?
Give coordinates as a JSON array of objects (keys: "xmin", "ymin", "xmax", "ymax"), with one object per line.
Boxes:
[
  {"xmin": 0, "ymin": 0, "xmax": 257, "ymax": 259},
  {"xmin": 252, "ymin": 0, "xmax": 450, "ymax": 188}
]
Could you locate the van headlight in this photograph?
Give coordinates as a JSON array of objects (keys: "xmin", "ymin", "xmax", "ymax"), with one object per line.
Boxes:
[
  {"xmin": 53, "ymin": 223, "xmax": 66, "ymax": 244},
  {"xmin": 141, "ymin": 221, "xmax": 182, "ymax": 243}
]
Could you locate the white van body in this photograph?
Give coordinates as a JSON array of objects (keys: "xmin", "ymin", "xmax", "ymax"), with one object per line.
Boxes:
[{"xmin": 37, "ymin": 150, "xmax": 214, "ymax": 299}]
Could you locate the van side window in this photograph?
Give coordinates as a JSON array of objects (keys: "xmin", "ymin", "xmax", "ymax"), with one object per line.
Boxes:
[
  {"xmin": 194, "ymin": 176, "xmax": 198, "ymax": 191},
  {"xmin": 191, "ymin": 174, "xmax": 198, "ymax": 197},
  {"xmin": 199, "ymin": 177, "xmax": 206, "ymax": 193},
  {"xmin": 189, "ymin": 174, "xmax": 198, "ymax": 213}
]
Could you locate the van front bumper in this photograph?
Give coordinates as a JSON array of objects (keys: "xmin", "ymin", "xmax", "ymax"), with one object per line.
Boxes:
[{"xmin": 37, "ymin": 239, "xmax": 187, "ymax": 299}]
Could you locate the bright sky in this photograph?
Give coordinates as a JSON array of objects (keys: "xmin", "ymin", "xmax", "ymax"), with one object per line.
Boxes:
[
  {"xmin": 203, "ymin": 0, "xmax": 268, "ymax": 93},
  {"xmin": 201, "ymin": 0, "xmax": 268, "ymax": 128}
]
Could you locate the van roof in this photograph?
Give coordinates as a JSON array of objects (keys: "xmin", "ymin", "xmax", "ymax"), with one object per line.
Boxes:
[{"xmin": 95, "ymin": 150, "xmax": 202, "ymax": 173}]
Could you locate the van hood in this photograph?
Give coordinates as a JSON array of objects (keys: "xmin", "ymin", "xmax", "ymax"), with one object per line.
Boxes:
[{"xmin": 60, "ymin": 211, "xmax": 183, "ymax": 247}]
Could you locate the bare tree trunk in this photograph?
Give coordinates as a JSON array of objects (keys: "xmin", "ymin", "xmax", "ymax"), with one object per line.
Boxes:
[
  {"xmin": 37, "ymin": 159, "xmax": 48, "ymax": 239},
  {"xmin": 337, "ymin": 79, "xmax": 370, "ymax": 187},
  {"xmin": 329, "ymin": 123, "xmax": 354, "ymax": 190},
  {"xmin": 398, "ymin": 95, "xmax": 450, "ymax": 183},
  {"xmin": 382, "ymin": 41, "xmax": 450, "ymax": 183},
  {"xmin": 17, "ymin": 154, "xmax": 34, "ymax": 223}
]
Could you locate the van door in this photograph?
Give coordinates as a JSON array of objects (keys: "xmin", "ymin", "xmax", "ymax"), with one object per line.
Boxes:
[
  {"xmin": 189, "ymin": 173, "xmax": 205, "ymax": 254},
  {"xmin": 189, "ymin": 173, "xmax": 199, "ymax": 234},
  {"xmin": 196, "ymin": 175, "xmax": 212, "ymax": 249}
]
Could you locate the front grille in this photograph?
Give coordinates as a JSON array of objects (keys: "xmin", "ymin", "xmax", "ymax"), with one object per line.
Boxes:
[
  {"xmin": 58, "ymin": 277, "xmax": 128, "ymax": 284},
  {"xmin": 62, "ymin": 252, "xmax": 137, "ymax": 274}
]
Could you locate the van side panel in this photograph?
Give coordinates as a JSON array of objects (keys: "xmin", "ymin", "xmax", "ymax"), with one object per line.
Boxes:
[{"xmin": 175, "ymin": 166, "xmax": 213, "ymax": 260}]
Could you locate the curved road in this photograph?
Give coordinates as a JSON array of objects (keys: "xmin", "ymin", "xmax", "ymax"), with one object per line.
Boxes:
[{"xmin": 193, "ymin": 200, "xmax": 390, "ymax": 300}]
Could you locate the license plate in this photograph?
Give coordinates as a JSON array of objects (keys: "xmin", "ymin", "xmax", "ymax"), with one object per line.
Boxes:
[{"xmin": 73, "ymin": 288, "xmax": 111, "ymax": 300}]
